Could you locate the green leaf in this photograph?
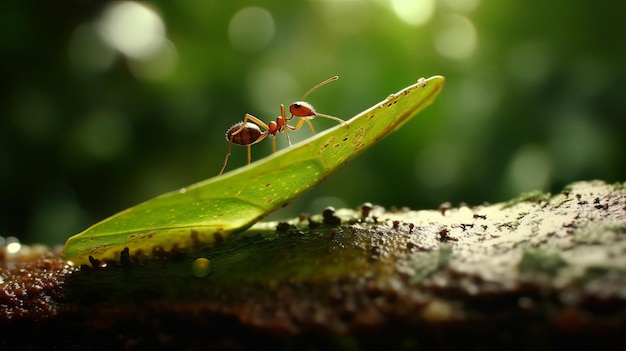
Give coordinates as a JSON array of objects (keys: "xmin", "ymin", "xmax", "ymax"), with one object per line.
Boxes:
[{"xmin": 61, "ymin": 76, "xmax": 445, "ymax": 265}]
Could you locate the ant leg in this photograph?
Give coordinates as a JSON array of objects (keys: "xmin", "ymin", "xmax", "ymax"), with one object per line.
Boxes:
[
  {"xmin": 288, "ymin": 117, "xmax": 317, "ymax": 134},
  {"xmin": 231, "ymin": 114, "xmax": 270, "ymax": 137},
  {"xmin": 243, "ymin": 114, "xmax": 270, "ymax": 129},
  {"xmin": 280, "ymin": 104, "xmax": 293, "ymax": 146},
  {"xmin": 219, "ymin": 140, "xmax": 234, "ymax": 175},
  {"xmin": 231, "ymin": 133, "xmax": 268, "ymax": 172},
  {"xmin": 228, "ymin": 122, "xmax": 245, "ymax": 137},
  {"xmin": 304, "ymin": 119, "xmax": 316, "ymax": 134}
]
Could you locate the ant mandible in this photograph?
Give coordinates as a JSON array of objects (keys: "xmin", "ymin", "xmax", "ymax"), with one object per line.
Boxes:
[{"xmin": 219, "ymin": 76, "xmax": 349, "ymax": 175}]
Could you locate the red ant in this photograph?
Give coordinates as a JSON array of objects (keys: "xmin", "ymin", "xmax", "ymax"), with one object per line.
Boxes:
[{"xmin": 219, "ymin": 76, "xmax": 348, "ymax": 175}]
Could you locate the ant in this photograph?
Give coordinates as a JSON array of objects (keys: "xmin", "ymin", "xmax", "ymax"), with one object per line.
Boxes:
[{"xmin": 219, "ymin": 76, "xmax": 348, "ymax": 175}]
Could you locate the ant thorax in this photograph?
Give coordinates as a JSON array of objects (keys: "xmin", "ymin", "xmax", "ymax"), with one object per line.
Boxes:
[{"xmin": 267, "ymin": 121, "xmax": 280, "ymax": 136}]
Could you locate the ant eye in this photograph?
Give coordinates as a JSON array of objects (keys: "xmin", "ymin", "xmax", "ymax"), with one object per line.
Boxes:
[{"xmin": 293, "ymin": 103, "xmax": 301, "ymax": 109}]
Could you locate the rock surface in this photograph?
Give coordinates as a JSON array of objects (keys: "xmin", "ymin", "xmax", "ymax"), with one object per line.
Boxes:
[{"xmin": 1, "ymin": 180, "xmax": 625, "ymax": 349}]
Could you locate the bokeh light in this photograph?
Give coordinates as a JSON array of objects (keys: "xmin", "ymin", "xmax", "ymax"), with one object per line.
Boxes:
[
  {"xmin": 97, "ymin": 1, "xmax": 166, "ymax": 60},
  {"xmin": 1, "ymin": 1, "xmax": 625, "ymax": 245},
  {"xmin": 434, "ymin": 15, "xmax": 477, "ymax": 60},
  {"xmin": 390, "ymin": 0, "xmax": 435, "ymax": 26},
  {"xmin": 228, "ymin": 7, "xmax": 275, "ymax": 52},
  {"xmin": 505, "ymin": 144, "xmax": 552, "ymax": 195},
  {"xmin": 318, "ymin": 0, "xmax": 371, "ymax": 35}
]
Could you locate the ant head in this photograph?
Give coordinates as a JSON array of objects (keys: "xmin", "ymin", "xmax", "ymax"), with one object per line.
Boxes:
[
  {"xmin": 289, "ymin": 101, "xmax": 316, "ymax": 118},
  {"xmin": 289, "ymin": 76, "xmax": 338, "ymax": 118}
]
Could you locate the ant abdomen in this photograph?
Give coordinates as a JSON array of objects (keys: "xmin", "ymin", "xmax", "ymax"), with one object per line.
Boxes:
[{"xmin": 226, "ymin": 122, "xmax": 262, "ymax": 145}]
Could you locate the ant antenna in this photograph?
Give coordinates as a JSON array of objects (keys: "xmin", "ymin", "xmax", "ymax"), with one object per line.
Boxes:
[{"xmin": 300, "ymin": 76, "xmax": 338, "ymax": 100}]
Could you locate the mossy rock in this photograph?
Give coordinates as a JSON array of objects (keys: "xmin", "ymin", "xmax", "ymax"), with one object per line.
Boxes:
[{"xmin": 1, "ymin": 180, "xmax": 626, "ymax": 349}]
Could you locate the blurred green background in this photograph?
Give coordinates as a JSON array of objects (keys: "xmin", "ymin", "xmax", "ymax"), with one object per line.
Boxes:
[{"xmin": 1, "ymin": 1, "xmax": 624, "ymax": 245}]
